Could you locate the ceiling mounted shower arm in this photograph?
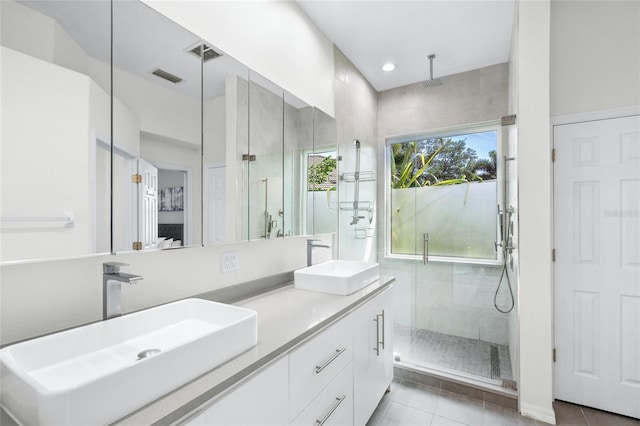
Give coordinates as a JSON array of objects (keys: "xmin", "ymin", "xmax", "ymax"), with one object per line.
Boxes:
[
  {"xmin": 421, "ymin": 53, "xmax": 442, "ymax": 88},
  {"xmin": 428, "ymin": 53, "xmax": 435, "ymax": 78}
]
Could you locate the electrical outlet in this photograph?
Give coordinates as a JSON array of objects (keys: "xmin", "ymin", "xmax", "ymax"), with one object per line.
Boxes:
[{"xmin": 221, "ymin": 250, "xmax": 238, "ymax": 273}]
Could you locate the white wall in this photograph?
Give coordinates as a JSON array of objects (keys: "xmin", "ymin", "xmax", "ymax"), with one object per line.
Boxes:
[
  {"xmin": 550, "ymin": 0, "xmax": 640, "ymax": 116},
  {"xmin": 142, "ymin": 0, "xmax": 335, "ymax": 116},
  {"xmin": 1, "ymin": 48, "xmax": 92, "ymax": 261},
  {"xmin": 517, "ymin": 0, "xmax": 554, "ymax": 423},
  {"xmin": 0, "ymin": 235, "xmax": 333, "ymax": 346}
]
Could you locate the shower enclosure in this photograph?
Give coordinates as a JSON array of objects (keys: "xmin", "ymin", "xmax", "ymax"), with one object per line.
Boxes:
[{"xmin": 381, "ymin": 120, "xmax": 519, "ymax": 387}]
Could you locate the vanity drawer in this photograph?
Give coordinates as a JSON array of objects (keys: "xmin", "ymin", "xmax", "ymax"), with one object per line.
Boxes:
[
  {"xmin": 289, "ymin": 315, "xmax": 353, "ymax": 420},
  {"xmin": 290, "ymin": 363, "xmax": 353, "ymax": 426}
]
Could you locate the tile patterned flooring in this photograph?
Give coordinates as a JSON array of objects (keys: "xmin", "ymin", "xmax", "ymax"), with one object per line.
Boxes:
[
  {"xmin": 367, "ymin": 377, "xmax": 640, "ymax": 426},
  {"xmin": 394, "ymin": 325, "xmax": 513, "ymax": 381}
]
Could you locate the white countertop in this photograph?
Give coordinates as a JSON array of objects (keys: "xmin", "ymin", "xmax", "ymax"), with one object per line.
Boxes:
[{"xmin": 114, "ymin": 276, "xmax": 395, "ymax": 426}]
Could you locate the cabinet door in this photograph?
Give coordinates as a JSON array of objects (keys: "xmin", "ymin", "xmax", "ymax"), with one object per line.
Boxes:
[
  {"xmin": 184, "ymin": 356, "xmax": 288, "ymax": 426},
  {"xmin": 353, "ymin": 287, "xmax": 394, "ymax": 426}
]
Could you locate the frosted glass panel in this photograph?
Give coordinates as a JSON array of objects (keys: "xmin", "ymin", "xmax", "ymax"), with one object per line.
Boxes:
[{"xmin": 391, "ymin": 182, "xmax": 497, "ymax": 259}]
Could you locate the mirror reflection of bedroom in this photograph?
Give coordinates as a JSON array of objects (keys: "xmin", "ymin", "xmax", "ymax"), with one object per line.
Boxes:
[{"xmin": 157, "ymin": 168, "xmax": 187, "ymax": 248}]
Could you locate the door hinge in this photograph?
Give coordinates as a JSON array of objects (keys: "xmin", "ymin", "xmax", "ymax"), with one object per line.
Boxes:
[
  {"xmin": 241, "ymin": 154, "xmax": 256, "ymax": 161},
  {"xmin": 552, "ymin": 148, "xmax": 556, "ymax": 163},
  {"xmin": 553, "ymin": 348, "xmax": 557, "ymax": 362},
  {"xmin": 132, "ymin": 241, "xmax": 142, "ymax": 250},
  {"xmin": 501, "ymin": 114, "xmax": 516, "ymax": 126},
  {"xmin": 552, "ymin": 248, "xmax": 556, "ymax": 262},
  {"xmin": 502, "ymin": 378, "xmax": 518, "ymax": 390},
  {"xmin": 132, "ymin": 174, "xmax": 142, "ymax": 184}
]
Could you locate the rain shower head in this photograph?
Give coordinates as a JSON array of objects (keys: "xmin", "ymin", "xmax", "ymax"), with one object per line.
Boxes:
[{"xmin": 421, "ymin": 54, "xmax": 443, "ymax": 88}]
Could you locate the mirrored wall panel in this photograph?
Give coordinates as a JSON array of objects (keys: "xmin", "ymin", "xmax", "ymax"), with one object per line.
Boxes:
[
  {"xmin": 112, "ymin": 1, "xmax": 203, "ymax": 252},
  {"xmin": 247, "ymin": 71, "xmax": 284, "ymax": 240},
  {"xmin": 311, "ymin": 108, "xmax": 338, "ymax": 235},
  {"xmin": 284, "ymin": 92, "xmax": 314, "ymax": 237},
  {"xmin": 202, "ymin": 44, "xmax": 249, "ymax": 245},
  {"xmin": 1, "ymin": 0, "xmax": 112, "ymax": 262}
]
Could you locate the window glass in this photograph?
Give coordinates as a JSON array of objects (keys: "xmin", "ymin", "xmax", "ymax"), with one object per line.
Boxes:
[{"xmin": 389, "ymin": 129, "xmax": 498, "ymax": 261}]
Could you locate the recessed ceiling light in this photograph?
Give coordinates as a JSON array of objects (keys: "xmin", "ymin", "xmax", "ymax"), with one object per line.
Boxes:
[{"xmin": 382, "ymin": 63, "xmax": 396, "ymax": 72}]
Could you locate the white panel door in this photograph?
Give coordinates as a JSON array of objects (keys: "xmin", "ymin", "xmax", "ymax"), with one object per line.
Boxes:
[
  {"xmin": 138, "ymin": 159, "xmax": 158, "ymax": 250},
  {"xmin": 554, "ymin": 115, "xmax": 640, "ymax": 418},
  {"xmin": 204, "ymin": 164, "xmax": 226, "ymax": 244}
]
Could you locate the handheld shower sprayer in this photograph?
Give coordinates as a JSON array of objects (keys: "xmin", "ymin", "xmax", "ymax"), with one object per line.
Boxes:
[{"xmin": 494, "ymin": 205, "xmax": 515, "ymax": 313}]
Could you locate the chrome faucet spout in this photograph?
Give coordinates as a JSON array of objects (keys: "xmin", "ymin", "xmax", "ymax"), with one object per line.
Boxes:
[
  {"xmin": 103, "ymin": 262, "xmax": 143, "ymax": 320},
  {"xmin": 306, "ymin": 239, "xmax": 331, "ymax": 267}
]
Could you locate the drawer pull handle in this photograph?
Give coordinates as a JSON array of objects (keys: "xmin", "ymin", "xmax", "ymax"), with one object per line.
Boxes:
[
  {"xmin": 315, "ymin": 348, "xmax": 346, "ymax": 374},
  {"xmin": 315, "ymin": 394, "xmax": 346, "ymax": 426}
]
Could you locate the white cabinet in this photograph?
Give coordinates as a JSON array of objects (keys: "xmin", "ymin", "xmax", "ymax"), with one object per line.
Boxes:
[
  {"xmin": 353, "ymin": 287, "xmax": 394, "ymax": 426},
  {"xmin": 182, "ymin": 285, "xmax": 393, "ymax": 426},
  {"xmin": 184, "ymin": 356, "xmax": 288, "ymax": 426}
]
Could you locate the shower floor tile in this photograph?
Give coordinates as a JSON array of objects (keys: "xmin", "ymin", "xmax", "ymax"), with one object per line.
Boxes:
[{"xmin": 394, "ymin": 324, "xmax": 513, "ymax": 382}]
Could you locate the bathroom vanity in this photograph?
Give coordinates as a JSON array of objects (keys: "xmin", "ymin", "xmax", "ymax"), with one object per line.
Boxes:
[{"xmin": 114, "ymin": 276, "xmax": 394, "ymax": 426}]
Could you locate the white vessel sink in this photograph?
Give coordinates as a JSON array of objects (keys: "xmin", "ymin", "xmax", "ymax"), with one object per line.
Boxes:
[
  {"xmin": 294, "ymin": 260, "xmax": 379, "ymax": 295},
  {"xmin": 0, "ymin": 298, "xmax": 257, "ymax": 426}
]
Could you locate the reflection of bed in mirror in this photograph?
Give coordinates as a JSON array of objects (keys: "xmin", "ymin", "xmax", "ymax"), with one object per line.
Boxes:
[{"xmin": 158, "ymin": 224, "xmax": 183, "ymax": 247}]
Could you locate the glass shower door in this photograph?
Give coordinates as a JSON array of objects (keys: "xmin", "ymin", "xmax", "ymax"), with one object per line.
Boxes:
[{"xmin": 386, "ymin": 127, "xmax": 516, "ymax": 385}]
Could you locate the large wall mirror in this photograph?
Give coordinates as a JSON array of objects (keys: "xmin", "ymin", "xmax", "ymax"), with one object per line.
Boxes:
[
  {"xmin": 1, "ymin": 0, "xmax": 338, "ymax": 264},
  {"xmin": 202, "ymin": 42, "xmax": 249, "ymax": 245},
  {"xmin": 247, "ymin": 71, "xmax": 285, "ymax": 241},
  {"xmin": 311, "ymin": 108, "xmax": 338, "ymax": 235},
  {"xmin": 0, "ymin": 0, "xmax": 112, "ymax": 262},
  {"xmin": 112, "ymin": 1, "xmax": 203, "ymax": 252},
  {"xmin": 284, "ymin": 92, "xmax": 314, "ymax": 237}
]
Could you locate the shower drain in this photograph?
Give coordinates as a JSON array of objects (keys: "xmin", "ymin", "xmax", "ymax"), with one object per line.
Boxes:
[{"xmin": 490, "ymin": 345, "xmax": 501, "ymax": 380}]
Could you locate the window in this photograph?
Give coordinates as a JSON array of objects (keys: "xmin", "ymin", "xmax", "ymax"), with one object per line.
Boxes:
[{"xmin": 386, "ymin": 123, "xmax": 501, "ymax": 263}]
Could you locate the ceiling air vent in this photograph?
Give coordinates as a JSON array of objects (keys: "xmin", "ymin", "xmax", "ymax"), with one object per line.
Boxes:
[
  {"xmin": 151, "ymin": 69, "xmax": 182, "ymax": 84},
  {"xmin": 188, "ymin": 43, "xmax": 222, "ymax": 62}
]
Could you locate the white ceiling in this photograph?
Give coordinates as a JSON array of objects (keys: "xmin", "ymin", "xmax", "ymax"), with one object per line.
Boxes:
[
  {"xmin": 296, "ymin": 0, "xmax": 515, "ymax": 92},
  {"xmin": 18, "ymin": 0, "xmax": 249, "ymax": 101},
  {"xmin": 20, "ymin": 0, "xmax": 515, "ymax": 100}
]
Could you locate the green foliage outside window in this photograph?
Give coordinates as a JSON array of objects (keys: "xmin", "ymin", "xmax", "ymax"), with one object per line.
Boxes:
[
  {"xmin": 308, "ymin": 155, "xmax": 337, "ymax": 191},
  {"xmin": 391, "ymin": 137, "xmax": 497, "ymax": 189}
]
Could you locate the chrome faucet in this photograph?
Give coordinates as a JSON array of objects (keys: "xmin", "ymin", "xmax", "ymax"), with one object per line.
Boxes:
[
  {"xmin": 307, "ymin": 239, "xmax": 331, "ymax": 267},
  {"xmin": 103, "ymin": 262, "xmax": 143, "ymax": 320}
]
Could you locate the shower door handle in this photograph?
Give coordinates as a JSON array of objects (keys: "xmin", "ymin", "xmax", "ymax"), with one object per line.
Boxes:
[
  {"xmin": 373, "ymin": 315, "xmax": 380, "ymax": 356},
  {"xmin": 423, "ymin": 233, "xmax": 429, "ymax": 264},
  {"xmin": 379, "ymin": 310, "xmax": 385, "ymax": 349}
]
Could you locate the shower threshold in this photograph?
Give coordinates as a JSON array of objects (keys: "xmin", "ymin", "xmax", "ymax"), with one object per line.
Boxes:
[{"xmin": 393, "ymin": 324, "xmax": 513, "ymax": 385}]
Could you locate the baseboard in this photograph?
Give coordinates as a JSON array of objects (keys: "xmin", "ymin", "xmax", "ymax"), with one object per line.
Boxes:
[{"xmin": 520, "ymin": 402, "xmax": 556, "ymax": 424}]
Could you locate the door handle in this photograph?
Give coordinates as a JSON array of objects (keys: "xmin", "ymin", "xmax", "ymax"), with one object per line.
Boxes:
[
  {"xmin": 423, "ymin": 233, "xmax": 429, "ymax": 264},
  {"xmin": 379, "ymin": 310, "xmax": 385, "ymax": 349},
  {"xmin": 373, "ymin": 315, "xmax": 380, "ymax": 356}
]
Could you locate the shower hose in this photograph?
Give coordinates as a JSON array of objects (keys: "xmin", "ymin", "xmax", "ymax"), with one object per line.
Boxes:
[{"xmin": 494, "ymin": 250, "xmax": 515, "ymax": 313}]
